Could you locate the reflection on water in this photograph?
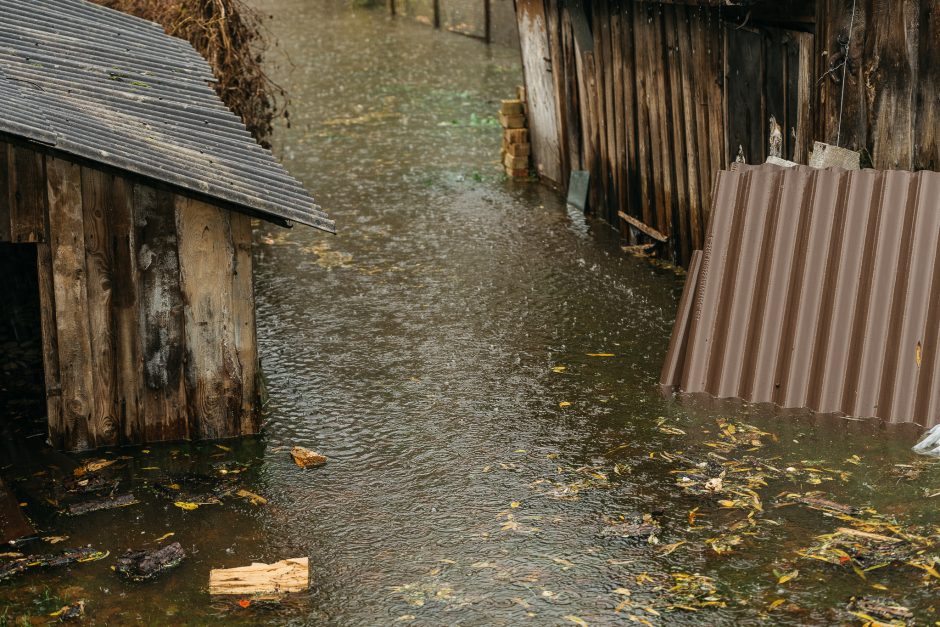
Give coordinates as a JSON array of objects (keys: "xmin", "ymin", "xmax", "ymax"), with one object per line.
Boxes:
[{"xmin": 1, "ymin": 2, "xmax": 938, "ymax": 625}]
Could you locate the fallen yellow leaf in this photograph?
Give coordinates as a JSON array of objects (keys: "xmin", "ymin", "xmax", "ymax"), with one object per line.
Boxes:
[
  {"xmin": 174, "ymin": 501, "xmax": 199, "ymax": 511},
  {"xmin": 777, "ymin": 570, "xmax": 799, "ymax": 584},
  {"xmin": 559, "ymin": 401, "xmax": 572, "ymax": 408},
  {"xmin": 564, "ymin": 616, "xmax": 589, "ymax": 627},
  {"xmin": 586, "ymin": 353, "xmax": 615, "ymax": 357}
]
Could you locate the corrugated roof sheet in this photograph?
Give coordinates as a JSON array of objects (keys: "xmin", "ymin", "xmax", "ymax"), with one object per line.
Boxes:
[
  {"xmin": 0, "ymin": 0, "xmax": 334, "ymax": 233},
  {"xmin": 661, "ymin": 163, "xmax": 940, "ymax": 428}
]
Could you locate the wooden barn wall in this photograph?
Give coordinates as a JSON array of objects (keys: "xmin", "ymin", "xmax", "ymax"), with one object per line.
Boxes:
[
  {"xmin": 815, "ymin": 0, "xmax": 940, "ymax": 171},
  {"xmin": 519, "ymin": 0, "xmax": 940, "ymax": 266},
  {"xmin": 0, "ymin": 141, "xmax": 260, "ymax": 451}
]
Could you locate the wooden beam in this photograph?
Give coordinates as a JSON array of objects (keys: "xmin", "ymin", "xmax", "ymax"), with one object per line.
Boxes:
[
  {"xmin": 619, "ymin": 210, "xmax": 668, "ymax": 242},
  {"xmin": 230, "ymin": 212, "xmax": 259, "ymax": 435}
]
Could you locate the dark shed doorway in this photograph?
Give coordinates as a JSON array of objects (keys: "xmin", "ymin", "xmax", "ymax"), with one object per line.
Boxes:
[{"xmin": 0, "ymin": 243, "xmax": 46, "ymax": 435}]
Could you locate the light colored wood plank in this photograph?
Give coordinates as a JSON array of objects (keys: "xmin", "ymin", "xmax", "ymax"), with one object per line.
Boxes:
[
  {"xmin": 210, "ymin": 557, "xmax": 309, "ymax": 595},
  {"xmin": 175, "ymin": 195, "xmax": 242, "ymax": 440},
  {"xmin": 36, "ymin": 241, "xmax": 63, "ymax": 447}
]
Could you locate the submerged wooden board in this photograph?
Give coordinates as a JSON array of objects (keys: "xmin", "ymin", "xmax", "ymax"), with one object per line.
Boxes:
[{"xmin": 209, "ymin": 557, "xmax": 309, "ymax": 595}]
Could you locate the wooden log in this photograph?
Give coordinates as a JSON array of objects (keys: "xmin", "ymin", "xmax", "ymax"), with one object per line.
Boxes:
[
  {"xmin": 619, "ymin": 210, "xmax": 669, "ymax": 243},
  {"xmin": 175, "ymin": 195, "xmax": 243, "ymax": 440},
  {"xmin": 499, "ymin": 99, "xmax": 525, "ymax": 115},
  {"xmin": 230, "ymin": 211, "xmax": 259, "ymax": 435},
  {"xmin": 46, "ymin": 156, "xmax": 96, "ymax": 451},
  {"xmin": 133, "ymin": 184, "xmax": 188, "ymax": 442},
  {"xmin": 10, "ymin": 144, "xmax": 46, "ymax": 243},
  {"xmin": 36, "ymin": 241, "xmax": 63, "ymax": 447},
  {"xmin": 209, "ymin": 557, "xmax": 309, "ymax": 595},
  {"xmin": 80, "ymin": 167, "xmax": 119, "ymax": 446}
]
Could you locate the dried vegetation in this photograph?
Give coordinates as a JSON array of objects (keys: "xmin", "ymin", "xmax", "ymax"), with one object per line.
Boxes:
[{"xmin": 90, "ymin": 0, "xmax": 288, "ymax": 147}]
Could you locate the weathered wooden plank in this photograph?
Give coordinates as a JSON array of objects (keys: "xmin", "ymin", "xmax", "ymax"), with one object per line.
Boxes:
[
  {"xmin": 108, "ymin": 175, "xmax": 141, "ymax": 444},
  {"xmin": 619, "ymin": 1, "xmax": 639, "ymax": 223},
  {"xmin": 676, "ymin": 5, "xmax": 703, "ymax": 251},
  {"xmin": 610, "ymin": 0, "xmax": 627, "ymax": 231},
  {"xmin": 689, "ymin": 10, "xmax": 716, "ymax": 234},
  {"xmin": 915, "ymin": 0, "xmax": 940, "ymax": 171},
  {"xmin": 230, "ymin": 212, "xmax": 259, "ymax": 435},
  {"xmin": 545, "ymin": 0, "xmax": 571, "ymax": 192},
  {"xmin": 560, "ymin": 7, "xmax": 583, "ymax": 170},
  {"xmin": 175, "ymin": 195, "xmax": 242, "ymax": 440},
  {"xmin": 36, "ymin": 241, "xmax": 63, "ymax": 448},
  {"xmin": 647, "ymin": 5, "xmax": 673, "ymax": 241},
  {"xmin": 210, "ymin": 557, "xmax": 309, "ymax": 595},
  {"xmin": 10, "ymin": 145, "xmax": 46, "ymax": 243},
  {"xmin": 0, "ymin": 143, "xmax": 11, "ymax": 242},
  {"xmin": 664, "ymin": 5, "xmax": 690, "ymax": 262},
  {"xmin": 46, "ymin": 156, "xmax": 95, "ymax": 451},
  {"xmin": 793, "ymin": 31, "xmax": 815, "ymax": 164},
  {"xmin": 631, "ymin": 5, "xmax": 655, "ymax": 227},
  {"xmin": 133, "ymin": 183, "xmax": 188, "ymax": 442},
  {"xmin": 593, "ymin": 2, "xmax": 612, "ymax": 219},
  {"xmin": 80, "ymin": 167, "xmax": 120, "ymax": 446},
  {"xmin": 725, "ymin": 26, "xmax": 764, "ymax": 165},
  {"xmin": 515, "ymin": 0, "xmax": 562, "ymax": 183}
]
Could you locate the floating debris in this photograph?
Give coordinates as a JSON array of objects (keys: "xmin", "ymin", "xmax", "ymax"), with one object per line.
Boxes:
[
  {"xmin": 66, "ymin": 493, "xmax": 138, "ymax": 516},
  {"xmin": 209, "ymin": 557, "xmax": 309, "ymax": 595},
  {"xmin": 115, "ymin": 542, "xmax": 186, "ymax": 582},
  {"xmin": 290, "ymin": 447, "xmax": 327, "ymax": 468},
  {"xmin": 847, "ymin": 596, "xmax": 913, "ymax": 626},
  {"xmin": 49, "ymin": 600, "xmax": 85, "ymax": 621},
  {"xmin": 0, "ymin": 547, "xmax": 109, "ymax": 582}
]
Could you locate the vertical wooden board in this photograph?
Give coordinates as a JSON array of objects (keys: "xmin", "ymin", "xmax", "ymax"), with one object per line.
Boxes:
[
  {"xmin": 610, "ymin": 0, "xmax": 627, "ymax": 229},
  {"xmin": 914, "ymin": 0, "xmax": 939, "ymax": 170},
  {"xmin": 818, "ymin": 0, "xmax": 867, "ymax": 151},
  {"xmin": 676, "ymin": 6, "xmax": 703, "ymax": 251},
  {"xmin": 10, "ymin": 145, "xmax": 46, "ymax": 243},
  {"xmin": 560, "ymin": 8, "xmax": 583, "ymax": 170},
  {"xmin": 46, "ymin": 156, "xmax": 95, "ymax": 451},
  {"xmin": 868, "ymin": 0, "xmax": 917, "ymax": 169},
  {"xmin": 725, "ymin": 26, "xmax": 765, "ymax": 165},
  {"xmin": 793, "ymin": 32, "xmax": 815, "ymax": 165},
  {"xmin": 108, "ymin": 175, "xmax": 141, "ymax": 444},
  {"xmin": 230, "ymin": 212, "xmax": 259, "ymax": 435},
  {"xmin": 175, "ymin": 196, "xmax": 243, "ymax": 440},
  {"xmin": 133, "ymin": 183, "xmax": 188, "ymax": 442},
  {"xmin": 619, "ymin": 1, "xmax": 639, "ymax": 221},
  {"xmin": 80, "ymin": 167, "xmax": 120, "ymax": 446},
  {"xmin": 706, "ymin": 17, "xmax": 726, "ymax": 173},
  {"xmin": 647, "ymin": 5, "xmax": 672, "ymax": 241},
  {"xmin": 690, "ymin": 12, "xmax": 716, "ymax": 235},
  {"xmin": 0, "ymin": 143, "xmax": 11, "ymax": 242},
  {"xmin": 545, "ymin": 0, "xmax": 571, "ymax": 192},
  {"xmin": 36, "ymin": 242, "xmax": 63, "ymax": 448},
  {"xmin": 664, "ymin": 5, "xmax": 690, "ymax": 262},
  {"xmin": 592, "ymin": 2, "xmax": 611, "ymax": 218},
  {"xmin": 631, "ymin": 3, "xmax": 655, "ymax": 227},
  {"xmin": 764, "ymin": 29, "xmax": 787, "ymax": 161},
  {"xmin": 515, "ymin": 0, "xmax": 562, "ymax": 183}
]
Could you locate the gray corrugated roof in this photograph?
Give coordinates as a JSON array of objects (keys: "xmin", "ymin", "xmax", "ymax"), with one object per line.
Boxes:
[{"xmin": 0, "ymin": 0, "xmax": 334, "ymax": 233}]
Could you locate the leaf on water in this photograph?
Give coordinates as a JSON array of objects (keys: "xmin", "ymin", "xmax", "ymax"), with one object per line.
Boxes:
[
  {"xmin": 174, "ymin": 501, "xmax": 200, "ymax": 511},
  {"xmin": 768, "ymin": 598, "xmax": 786, "ymax": 611},
  {"xmin": 552, "ymin": 366, "xmax": 567, "ymax": 373},
  {"xmin": 559, "ymin": 402, "xmax": 572, "ymax": 408},
  {"xmin": 553, "ymin": 557, "xmax": 575, "ymax": 569},
  {"xmin": 510, "ymin": 501, "xmax": 521, "ymax": 508},
  {"xmin": 658, "ymin": 541, "xmax": 686, "ymax": 556},
  {"xmin": 612, "ymin": 588, "xmax": 632, "ymax": 596},
  {"xmin": 586, "ymin": 353, "xmax": 615, "ymax": 357},
  {"xmin": 154, "ymin": 532, "xmax": 175, "ymax": 542},
  {"xmin": 43, "ymin": 536, "xmax": 68, "ymax": 544},
  {"xmin": 236, "ymin": 489, "xmax": 268, "ymax": 505},
  {"xmin": 777, "ymin": 570, "xmax": 799, "ymax": 584},
  {"xmin": 563, "ymin": 616, "xmax": 589, "ymax": 627},
  {"xmin": 215, "ymin": 444, "xmax": 232, "ymax": 452}
]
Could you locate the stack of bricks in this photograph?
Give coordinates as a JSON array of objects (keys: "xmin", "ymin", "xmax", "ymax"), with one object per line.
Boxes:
[{"xmin": 500, "ymin": 86, "xmax": 530, "ymax": 178}]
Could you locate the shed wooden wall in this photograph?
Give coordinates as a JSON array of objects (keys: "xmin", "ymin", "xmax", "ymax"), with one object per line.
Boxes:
[
  {"xmin": 0, "ymin": 140, "xmax": 259, "ymax": 451},
  {"xmin": 516, "ymin": 0, "xmax": 940, "ymax": 266}
]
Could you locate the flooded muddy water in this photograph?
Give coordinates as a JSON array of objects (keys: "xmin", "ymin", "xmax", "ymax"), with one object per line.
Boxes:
[{"xmin": 2, "ymin": 2, "xmax": 939, "ymax": 625}]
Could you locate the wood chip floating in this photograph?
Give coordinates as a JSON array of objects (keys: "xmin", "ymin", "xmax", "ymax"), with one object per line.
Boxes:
[{"xmin": 661, "ymin": 163, "xmax": 940, "ymax": 428}]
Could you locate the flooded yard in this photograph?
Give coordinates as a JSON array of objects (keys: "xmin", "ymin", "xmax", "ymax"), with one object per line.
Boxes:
[{"xmin": 1, "ymin": 1, "xmax": 939, "ymax": 625}]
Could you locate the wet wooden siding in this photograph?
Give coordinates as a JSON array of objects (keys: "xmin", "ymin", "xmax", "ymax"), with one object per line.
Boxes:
[
  {"xmin": 518, "ymin": 0, "xmax": 940, "ymax": 266},
  {"xmin": 0, "ymin": 140, "xmax": 260, "ymax": 451}
]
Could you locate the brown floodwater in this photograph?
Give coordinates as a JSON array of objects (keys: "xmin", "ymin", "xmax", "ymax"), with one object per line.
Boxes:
[{"xmin": 1, "ymin": 2, "xmax": 939, "ymax": 625}]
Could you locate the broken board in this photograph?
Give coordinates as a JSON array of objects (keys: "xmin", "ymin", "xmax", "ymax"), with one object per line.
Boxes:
[{"xmin": 209, "ymin": 557, "xmax": 309, "ymax": 595}]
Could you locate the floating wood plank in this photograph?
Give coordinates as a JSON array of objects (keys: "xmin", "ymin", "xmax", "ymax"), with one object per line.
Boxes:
[
  {"xmin": 209, "ymin": 557, "xmax": 309, "ymax": 595},
  {"xmin": 618, "ymin": 211, "xmax": 668, "ymax": 243}
]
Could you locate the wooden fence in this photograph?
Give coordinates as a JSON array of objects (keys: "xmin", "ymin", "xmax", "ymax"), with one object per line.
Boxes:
[{"xmin": 515, "ymin": 0, "xmax": 940, "ymax": 266}]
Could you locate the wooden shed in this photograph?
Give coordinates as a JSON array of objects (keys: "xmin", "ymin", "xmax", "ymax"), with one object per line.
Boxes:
[
  {"xmin": 513, "ymin": 0, "xmax": 939, "ymax": 266},
  {"xmin": 0, "ymin": 0, "xmax": 334, "ymax": 452}
]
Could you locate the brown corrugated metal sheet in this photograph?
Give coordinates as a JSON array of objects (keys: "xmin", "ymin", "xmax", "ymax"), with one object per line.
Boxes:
[{"xmin": 661, "ymin": 163, "xmax": 940, "ymax": 428}]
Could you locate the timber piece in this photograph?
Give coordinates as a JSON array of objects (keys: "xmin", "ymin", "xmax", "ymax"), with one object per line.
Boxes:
[
  {"xmin": 868, "ymin": 1, "xmax": 916, "ymax": 169},
  {"xmin": 36, "ymin": 242, "xmax": 63, "ymax": 447},
  {"xmin": 107, "ymin": 175, "xmax": 141, "ymax": 443},
  {"xmin": 133, "ymin": 184, "xmax": 188, "ymax": 443},
  {"xmin": 175, "ymin": 195, "xmax": 242, "ymax": 440},
  {"xmin": 618, "ymin": 1, "xmax": 639, "ymax": 226},
  {"xmin": 499, "ymin": 99, "xmax": 525, "ymax": 115},
  {"xmin": 115, "ymin": 542, "xmax": 186, "ymax": 581},
  {"xmin": 504, "ymin": 128, "xmax": 529, "ymax": 144},
  {"xmin": 648, "ymin": 4, "xmax": 673, "ymax": 243},
  {"xmin": 609, "ymin": 0, "xmax": 625, "ymax": 226},
  {"xmin": 914, "ymin": 0, "xmax": 939, "ymax": 170},
  {"xmin": 0, "ymin": 142, "xmax": 10, "ymax": 242},
  {"xmin": 506, "ymin": 167, "xmax": 529, "ymax": 178},
  {"xmin": 664, "ymin": 5, "xmax": 690, "ymax": 262},
  {"xmin": 506, "ymin": 142, "xmax": 531, "ymax": 158},
  {"xmin": 618, "ymin": 211, "xmax": 668, "ymax": 243},
  {"xmin": 9, "ymin": 144, "xmax": 46, "ymax": 243},
  {"xmin": 291, "ymin": 446, "xmax": 327, "ymax": 468},
  {"xmin": 560, "ymin": 7, "xmax": 582, "ymax": 170},
  {"xmin": 498, "ymin": 112, "xmax": 526, "ymax": 129},
  {"xmin": 209, "ymin": 557, "xmax": 309, "ymax": 595},
  {"xmin": 46, "ymin": 156, "xmax": 96, "ymax": 451},
  {"xmin": 676, "ymin": 5, "xmax": 703, "ymax": 251},
  {"xmin": 545, "ymin": 0, "xmax": 570, "ymax": 191},
  {"xmin": 631, "ymin": 4, "xmax": 654, "ymax": 227},
  {"xmin": 67, "ymin": 493, "xmax": 138, "ymax": 516},
  {"xmin": 503, "ymin": 153, "xmax": 529, "ymax": 169},
  {"xmin": 793, "ymin": 32, "xmax": 814, "ymax": 164},
  {"xmin": 230, "ymin": 211, "xmax": 259, "ymax": 435},
  {"xmin": 80, "ymin": 167, "xmax": 119, "ymax": 446},
  {"xmin": 592, "ymin": 2, "xmax": 611, "ymax": 219}
]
